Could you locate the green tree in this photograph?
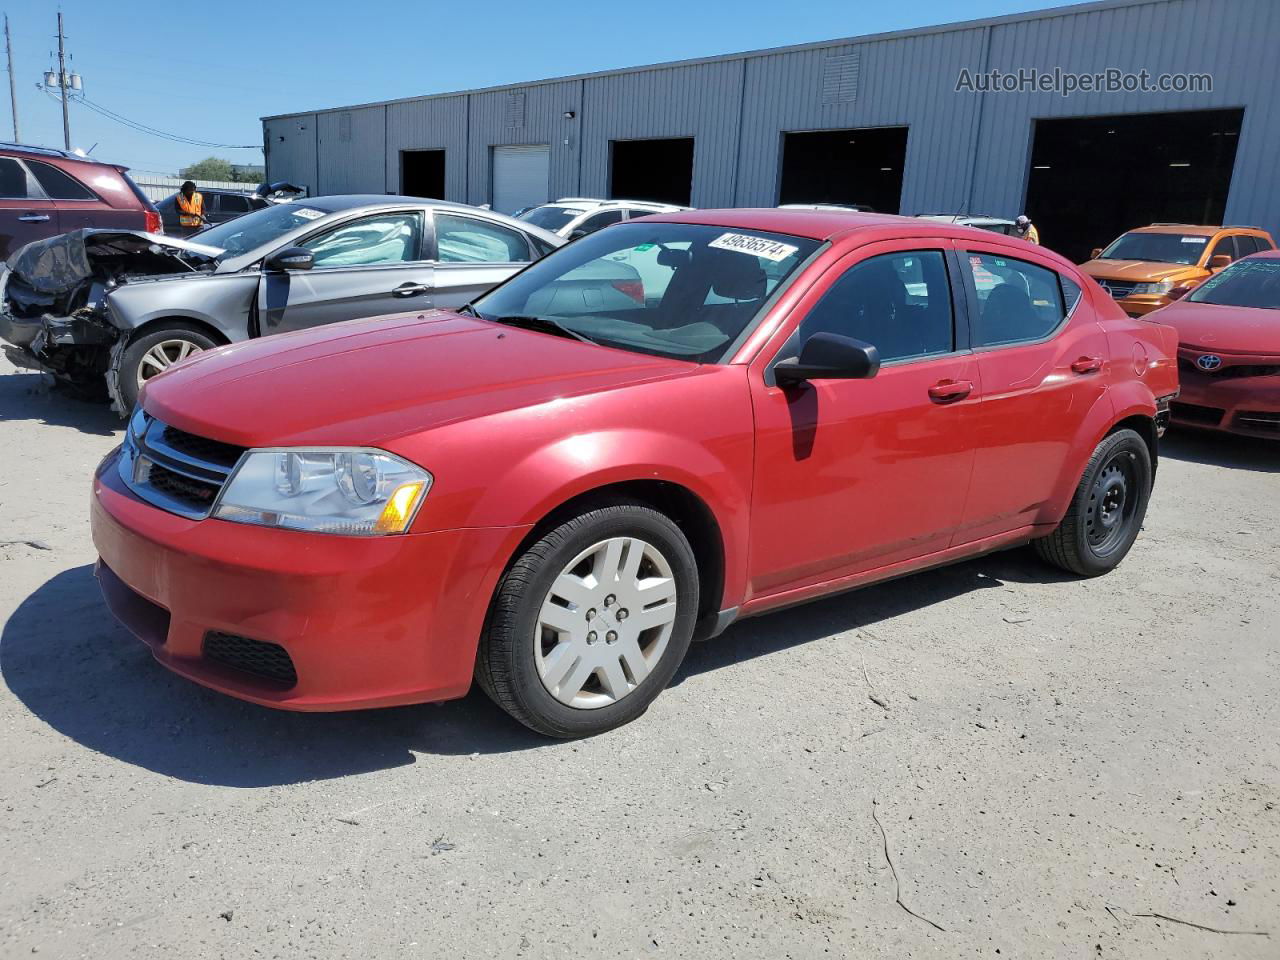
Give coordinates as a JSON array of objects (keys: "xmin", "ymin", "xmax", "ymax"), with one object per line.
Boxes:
[{"xmin": 178, "ymin": 156, "xmax": 234, "ymax": 182}]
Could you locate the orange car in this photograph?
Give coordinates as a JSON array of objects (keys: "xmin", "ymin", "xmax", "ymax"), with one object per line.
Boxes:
[{"xmin": 1080, "ymin": 224, "xmax": 1275, "ymax": 317}]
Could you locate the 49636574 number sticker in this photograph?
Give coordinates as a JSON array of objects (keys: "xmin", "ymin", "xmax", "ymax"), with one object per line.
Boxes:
[{"xmin": 708, "ymin": 233, "xmax": 799, "ymax": 262}]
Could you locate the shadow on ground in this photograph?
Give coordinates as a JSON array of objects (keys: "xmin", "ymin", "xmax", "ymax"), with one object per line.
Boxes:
[
  {"xmin": 1160, "ymin": 428, "xmax": 1279, "ymax": 473},
  {"xmin": 3, "ymin": 549, "xmax": 1068, "ymax": 787},
  {"xmin": 0, "ymin": 370, "xmax": 122, "ymax": 437}
]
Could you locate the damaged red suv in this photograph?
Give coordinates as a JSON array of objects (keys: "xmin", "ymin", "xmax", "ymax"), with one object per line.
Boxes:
[{"xmin": 92, "ymin": 210, "xmax": 1179, "ymax": 737}]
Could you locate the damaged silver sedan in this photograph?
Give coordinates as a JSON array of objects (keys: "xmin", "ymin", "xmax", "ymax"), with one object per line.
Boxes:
[{"xmin": 0, "ymin": 195, "xmax": 561, "ymax": 411}]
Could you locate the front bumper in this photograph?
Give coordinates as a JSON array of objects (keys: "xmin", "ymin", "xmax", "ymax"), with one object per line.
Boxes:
[
  {"xmin": 92, "ymin": 447, "xmax": 530, "ymax": 710},
  {"xmin": 1170, "ymin": 370, "xmax": 1280, "ymax": 439}
]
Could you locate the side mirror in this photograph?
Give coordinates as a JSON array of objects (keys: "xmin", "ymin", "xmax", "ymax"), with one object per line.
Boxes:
[
  {"xmin": 1167, "ymin": 284, "xmax": 1193, "ymax": 301},
  {"xmin": 1209, "ymin": 254, "xmax": 1232, "ymax": 270},
  {"xmin": 1090, "ymin": 247, "xmax": 1103, "ymax": 260},
  {"xmin": 775, "ymin": 332, "xmax": 880, "ymax": 385},
  {"xmin": 263, "ymin": 246, "xmax": 314, "ymax": 272}
]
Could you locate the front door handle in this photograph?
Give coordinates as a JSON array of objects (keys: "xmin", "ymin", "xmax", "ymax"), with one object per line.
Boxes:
[
  {"xmin": 1071, "ymin": 356, "xmax": 1103, "ymax": 375},
  {"xmin": 18, "ymin": 213, "xmax": 51, "ymax": 223},
  {"xmin": 393, "ymin": 282, "xmax": 430, "ymax": 297},
  {"xmin": 928, "ymin": 379, "xmax": 973, "ymax": 403}
]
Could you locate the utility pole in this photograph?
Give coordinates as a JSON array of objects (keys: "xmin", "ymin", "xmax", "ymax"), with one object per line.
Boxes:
[
  {"xmin": 4, "ymin": 14, "xmax": 18, "ymax": 142},
  {"xmin": 56, "ymin": 12, "xmax": 70, "ymax": 149}
]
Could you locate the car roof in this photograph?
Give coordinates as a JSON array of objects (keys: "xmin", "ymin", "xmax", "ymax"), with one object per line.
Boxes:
[
  {"xmin": 1128, "ymin": 224, "xmax": 1227, "ymax": 236},
  {"xmin": 635, "ymin": 207, "xmax": 968, "ymax": 242},
  {"xmin": 301, "ymin": 194, "xmax": 527, "ymax": 214},
  {"xmin": 918, "ymin": 214, "xmax": 1014, "ymax": 226},
  {"xmin": 0, "ymin": 141, "xmax": 121, "ymax": 167}
]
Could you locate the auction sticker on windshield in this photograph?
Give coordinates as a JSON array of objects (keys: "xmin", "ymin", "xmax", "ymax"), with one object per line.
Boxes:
[
  {"xmin": 709, "ymin": 233, "xmax": 799, "ymax": 262},
  {"xmin": 294, "ymin": 207, "xmax": 325, "ymax": 221}
]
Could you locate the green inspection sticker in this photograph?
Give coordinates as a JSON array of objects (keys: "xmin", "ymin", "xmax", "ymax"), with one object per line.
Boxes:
[{"xmin": 634, "ymin": 243, "xmax": 655, "ymax": 251}]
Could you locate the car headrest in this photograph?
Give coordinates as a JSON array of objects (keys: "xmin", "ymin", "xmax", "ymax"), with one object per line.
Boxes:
[
  {"xmin": 706, "ymin": 250, "xmax": 766, "ymax": 301},
  {"xmin": 657, "ymin": 246, "xmax": 692, "ymax": 269}
]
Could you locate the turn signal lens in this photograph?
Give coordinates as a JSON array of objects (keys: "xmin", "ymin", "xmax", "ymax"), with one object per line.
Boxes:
[{"xmin": 374, "ymin": 481, "xmax": 427, "ymax": 534}]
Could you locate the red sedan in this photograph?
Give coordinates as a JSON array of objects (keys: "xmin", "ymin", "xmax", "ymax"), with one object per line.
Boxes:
[
  {"xmin": 1158, "ymin": 251, "xmax": 1280, "ymax": 439},
  {"xmin": 92, "ymin": 210, "xmax": 1178, "ymax": 737}
]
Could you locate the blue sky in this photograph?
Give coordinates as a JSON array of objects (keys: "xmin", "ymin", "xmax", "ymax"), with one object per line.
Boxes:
[{"xmin": 5, "ymin": 0, "xmax": 1065, "ymax": 175}]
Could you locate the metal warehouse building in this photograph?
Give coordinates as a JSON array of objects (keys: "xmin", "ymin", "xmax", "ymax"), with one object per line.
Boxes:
[{"xmin": 261, "ymin": 0, "xmax": 1279, "ymax": 262}]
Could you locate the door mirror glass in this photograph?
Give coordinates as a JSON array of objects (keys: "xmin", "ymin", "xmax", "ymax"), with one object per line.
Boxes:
[
  {"xmin": 775, "ymin": 332, "xmax": 880, "ymax": 384},
  {"xmin": 263, "ymin": 246, "xmax": 315, "ymax": 272},
  {"xmin": 1209, "ymin": 254, "xmax": 1232, "ymax": 270}
]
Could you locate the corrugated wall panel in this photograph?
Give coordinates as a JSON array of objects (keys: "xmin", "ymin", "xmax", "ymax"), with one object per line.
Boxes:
[
  {"xmin": 579, "ymin": 60, "xmax": 744, "ymax": 207},
  {"xmin": 467, "ymin": 81, "xmax": 582, "ymax": 206},
  {"xmin": 265, "ymin": 0, "xmax": 1279, "ymax": 242},
  {"xmin": 316, "ymin": 105, "xmax": 386, "ymax": 195},
  {"xmin": 385, "ymin": 96, "xmax": 469, "ymax": 201},
  {"xmin": 262, "ymin": 114, "xmax": 317, "ymax": 195}
]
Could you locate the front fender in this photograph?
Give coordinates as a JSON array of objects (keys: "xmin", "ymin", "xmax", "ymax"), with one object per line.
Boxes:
[{"xmin": 107, "ymin": 274, "xmax": 258, "ymax": 343}]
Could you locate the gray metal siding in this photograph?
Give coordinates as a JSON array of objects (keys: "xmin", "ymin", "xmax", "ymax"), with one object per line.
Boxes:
[
  {"xmin": 579, "ymin": 60, "xmax": 745, "ymax": 207},
  {"xmin": 466, "ymin": 80, "xmax": 581, "ymax": 206},
  {"xmin": 262, "ymin": 0, "xmax": 1280, "ymax": 242},
  {"xmin": 385, "ymin": 96, "xmax": 469, "ymax": 201}
]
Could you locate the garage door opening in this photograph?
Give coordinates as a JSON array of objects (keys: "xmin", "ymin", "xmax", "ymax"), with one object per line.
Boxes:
[
  {"xmin": 779, "ymin": 127, "xmax": 908, "ymax": 213},
  {"xmin": 610, "ymin": 138, "xmax": 694, "ymax": 206},
  {"xmin": 400, "ymin": 149, "xmax": 445, "ymax": 199},
  {"xmin": 1026, "ymin": 108, "xmax": 1244, "ymax": 264},
  {"xmin": 492, "ymin": 144, "xmax": 550, "ymax": 215}
]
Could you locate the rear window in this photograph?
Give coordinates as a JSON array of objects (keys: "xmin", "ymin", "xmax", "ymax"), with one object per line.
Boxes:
[
  {"xmin": 519, "ymin": 205, "xmax": 583, "ymax": 232},
  {"xmin": 1187, "ymin": 258, "xmax": 1280, "ymax": 310},
  {"xmin": 1099, "ymin": 232, "xmax": 1208, "ymax": 265},
  {"xmin": 28, "ymin": 160, "xmax": 96, "ymax": 200},
  {"xmin": 0, "ymin": 157, "xmax": 29, "ymax": 198}
]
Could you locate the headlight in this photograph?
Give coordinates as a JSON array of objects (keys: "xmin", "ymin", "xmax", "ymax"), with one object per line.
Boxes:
[
  {"xmin": 1132, "ymin": 279, "xmax": 1174, "ymax": 296},
  {"xmin": 213, "ymin": 449, "xmax": 432, "ymax": 535}
]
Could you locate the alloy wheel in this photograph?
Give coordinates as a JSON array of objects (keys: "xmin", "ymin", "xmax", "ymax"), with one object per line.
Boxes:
[
  {"xmin": 534, "ymin": 536, "xmax": 679, "ymax": 709},
  {"xmin": 137, "ymin": 338, "xmax": 202, "ymax": 387}
]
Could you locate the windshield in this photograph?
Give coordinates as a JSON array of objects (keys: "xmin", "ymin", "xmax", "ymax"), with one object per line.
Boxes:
[
  {"xmin": 194, "ymin": 203, "xmax": 329, "ymax": 257},
  {"xmin": 1099, "ymin": 232, "xmax": 1209, "ymax": 265},
  {"xmin": 472, "ymin": 222, "xmax": 821, "ymax": 363},
  {"xmin": 1187, "ymin": 257, "xmax": 1280, "ymax": 310},
  {"xmin": 518, "ymin": 205, "xmax": 583, "ymax": 232}
]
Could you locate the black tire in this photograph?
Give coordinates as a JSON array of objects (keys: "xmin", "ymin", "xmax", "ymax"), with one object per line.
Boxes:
[
  {"xmin": 476, "ymin": 502, "xmax": 699, "ymax": 738},
  {"xmin": 1034, "ymin": 428, "xmax": 1152, "ymax": 577},
  {"xmin": 114, "ymin": 324, "xmax": 219, "ymax": 412}
]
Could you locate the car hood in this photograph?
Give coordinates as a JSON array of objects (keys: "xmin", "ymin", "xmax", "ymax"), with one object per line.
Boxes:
[
  {"xmin": 1080, "ymin": 260, "xmax": 1200, "ymax": 283},
  {"xmin": 5, "ymin": 228, "xmax": 222, "ymax": 296},
  {"xmin": 142, "ymin": 310, "xmax": 700, "ymax": 447},
  {"xmin": 1156, "ymin": 300, "xmax": 1280, "ymax": 354}
]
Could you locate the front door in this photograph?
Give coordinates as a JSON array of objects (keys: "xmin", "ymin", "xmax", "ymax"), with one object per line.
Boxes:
[
  {"xmin": 953, "ymin": 246, "xmax": 1110, "ymax": 542},
  {"xmin": 746, "ymin": 241, "xmax": 981, "ymax": 600},
  {"xmin": 258, "ymin": 210, "xmax": 433, "ymax": 335}
]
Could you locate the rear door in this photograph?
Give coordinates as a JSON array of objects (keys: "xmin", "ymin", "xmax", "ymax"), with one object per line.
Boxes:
[
  {"xmin": 258, "ymin": 209, "xmax": 433, "ymax": 335},
  {"xmin": 746, "ymin": 240, "xmax": 981, "ymax": 599},
  {"xmin": 26, "ymin": 158, "xmax": 136, "ymax": 232},
  {"xmin": 0, "ymin": 157, "xmax": 59, "ymax": 258},
  {"xmin": 429, "ymin": 210, "xmax": 537, "ymax": 309},
  {"xmin": 952, "ymin": 245, "xmax": 1109, "ymax": 543}
]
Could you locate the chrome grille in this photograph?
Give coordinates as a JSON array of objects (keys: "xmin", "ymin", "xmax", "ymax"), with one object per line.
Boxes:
[
  {"xmin": 1098, "ymin": 280, "xmax": 1137, "ymax": 299},
  {"xmin": 119, "ymin": 410, "xmax": 246, "ymax": 519}
]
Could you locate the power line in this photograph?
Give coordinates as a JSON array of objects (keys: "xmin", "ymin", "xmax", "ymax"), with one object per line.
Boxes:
[{"xmin": 74, "ymin": 94, "xmax": 259, "ymax": 149}]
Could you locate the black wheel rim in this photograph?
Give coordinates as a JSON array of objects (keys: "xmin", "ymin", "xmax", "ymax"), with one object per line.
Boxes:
[{"xmin": 1085, "ymin": 450, "xmax": 1140, "ymax": 557}]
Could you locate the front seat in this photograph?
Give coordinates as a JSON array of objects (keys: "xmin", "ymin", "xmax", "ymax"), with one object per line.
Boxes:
[{"xmin": 979, "ymin": 283, "xmax": 1033, "ymax": 345}]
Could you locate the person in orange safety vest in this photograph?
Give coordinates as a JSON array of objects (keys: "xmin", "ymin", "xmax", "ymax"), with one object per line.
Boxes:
[{"xmin": 175, "ymin": 181, "xmax": 206, "ymax": 235}]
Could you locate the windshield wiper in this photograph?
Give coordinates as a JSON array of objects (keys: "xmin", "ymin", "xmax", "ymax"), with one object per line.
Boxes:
[{"xmin": 486, "ymin": 314, "xmax": 597, "ymax": 345}]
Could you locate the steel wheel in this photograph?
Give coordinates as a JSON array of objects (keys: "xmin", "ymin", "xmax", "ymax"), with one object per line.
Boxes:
[
  {"xmin": 1084, "ymin": 449, "xmax": 1139, "ymax": 557},
  {"xmin": 534, "ymin": 536, "xmax": 679, "ymax": 709},
  {"xmin": 137, "ymin": 338, "xmax": 202, "ymax": 387}
]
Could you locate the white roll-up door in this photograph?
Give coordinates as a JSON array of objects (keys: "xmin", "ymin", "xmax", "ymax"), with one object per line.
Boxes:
[{"xmin": 492, "ymin": 144, "xmax": 550, "ymax": 214}]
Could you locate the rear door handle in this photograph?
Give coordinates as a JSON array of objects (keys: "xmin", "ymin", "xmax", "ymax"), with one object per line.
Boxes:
[
  {"xmin": 1071, "ymin": 356, "xmax": 1103, "ymax": 375},
  {"xmin": 393, "ymin": 282, "xmax": 430, "ymax": 297},
  {"xmin": 18, "ymin": 213, "xmax": 51, "ymax": 223},
  {"xmin": 928, "ymin": 379, "xmax": 973, "ymax": 403}
]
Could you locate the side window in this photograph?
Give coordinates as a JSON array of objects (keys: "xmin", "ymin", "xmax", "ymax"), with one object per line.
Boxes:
[
  {"xmin": 529, "ymin": 234, "xmax": 557, "ymax": 258},
  {"xmin": 435, "ymin": 213, "xmax": 531, "ymax": 263},
  {"xmin": 218, "ymin": 194, "xmax": 252, "ymax": 214},
  {"xmin": 27, "ymin": 160, "xmax": 96, "ymax": 200},
  {"xmin": 1241, "ymin": 235, "xmax": 1266, "ymax": 256},
  {"xmin": 1257, "ymin": 235, "xmax": 1277, "ymax": 252},
  {"xmin": 1209, "ymin": 236, "xmax": 1236, "ymax": 263},
  {"xmin": 626, "ymin": 208, "xmax": 657, "ymax": 221},
  {"xmin": 575, "ymin": 210, "xmax": 625, "ymax": 236},
  {"xmin": 797, "ymin": 250, "xmax": 954, "ymax": 363},
  {"xmin": 301, "ymin": 212, "xmax": 423, "ymax": 267},
  {"xmin": 1061, "ymin": 274, "xmax": 1084, "ymax": 315},
  {"xmin": 965, "ymin": 253, "xmax": 1066, "ymax": 348},
  {"xmin": 0, "ymin": 157, "xmax": 31, "ymax": 199}
]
